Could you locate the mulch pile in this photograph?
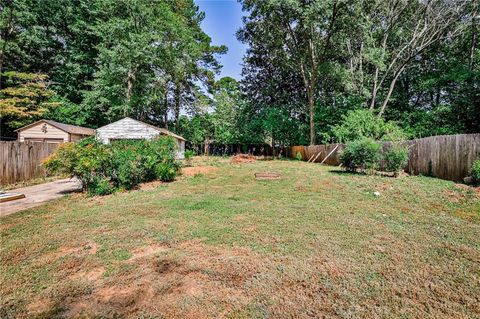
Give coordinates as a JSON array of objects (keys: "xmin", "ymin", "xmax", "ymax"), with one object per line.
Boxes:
[{"xmin": 231, "ymin": 154, "xmax": 256, "ymax": 164}]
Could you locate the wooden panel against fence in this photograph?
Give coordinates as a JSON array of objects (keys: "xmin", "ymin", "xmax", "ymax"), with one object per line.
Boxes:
[
  {"xmin": 289, "ymin": 134, "xmax": 480, "ymax": 182},
  {"xmin": 0, "ymin": 141, "xmax": 59, "ymax": 185}
]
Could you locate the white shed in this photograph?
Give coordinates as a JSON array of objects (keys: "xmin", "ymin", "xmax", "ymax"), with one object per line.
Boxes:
[{"xmin": 96, "ymin": 117, "xmax": 186, "ymax": 159}]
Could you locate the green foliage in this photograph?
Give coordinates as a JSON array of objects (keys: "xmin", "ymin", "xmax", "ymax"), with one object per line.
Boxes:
[
  {"xmin": 0, "ymin": 72, "xmax": 60, "ymax": 137},
  {"xmin": 184, "ymin": 150, "xmax": 194, "ymax": 159},
  {"xmin": 88, "ymin": 176, "xmax": 114, "ymax": 196},
  {"xmin": 155, "ymin": 163, "xmax": 177, "ymax": 182},
  {"xmin": 296, "ymin": 152, "xmax": 303, "ymax": 161},
  {"xmin": 332, "ymin": 109, "xmax": 406, "ymax": 143},
  {"xmin": 470, "ymin": 160, "xmax": 480, "ymax": 186},
  {"xmin": 383, "ymin": 145, "xmax": 409, "ymax": 176},
  {"xmin": 44, "ymin": 136, "xmax": 180, "ymax": 195},
  {"xmin": 340, "ymin": 138, "xmax": 381, "ymax": 173}
]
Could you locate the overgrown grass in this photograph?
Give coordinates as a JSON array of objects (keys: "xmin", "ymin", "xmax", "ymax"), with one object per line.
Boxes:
[{"xmin": 1, "ymin": 158, "xmax": 479, "ymax": 318}]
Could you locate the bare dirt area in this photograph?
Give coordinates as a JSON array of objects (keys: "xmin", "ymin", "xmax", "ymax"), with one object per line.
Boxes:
[
  {"xmin": 28, "ymin": 241, "xmax": 261, "ymax": 319},
  {"xmin": 231, "ymin": 153, "xmax": 256, "ymax": 164},
  {"xmin": 182, "ymin": 166, "xmax": 218, "ymax": 176}
]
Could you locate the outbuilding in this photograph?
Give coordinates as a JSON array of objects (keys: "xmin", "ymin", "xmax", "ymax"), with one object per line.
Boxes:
[
  {"xmin": 96, "ymin": 117, "xmax": 186, "ymax": 159},
  {"xmin": 15, "ymin": 119, "xmax": 95, "ymax": 143}
]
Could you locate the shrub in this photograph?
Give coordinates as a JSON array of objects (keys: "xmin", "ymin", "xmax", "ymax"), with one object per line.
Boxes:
[
  {"xmin": 471, "ymin": 159, "xmax": 480, "ymax": 186},
  {"xmin": 383, "ymin": 144, "xmax": 409, "ymax": 177},
  {"xmin": 44, "ymin": 138, "xmax": 112, "ymax": 191},
  {"xmin": 340, "ymin": 138, "xmax": 381, "ymax": 173},
  {"xmin": 155, "ymin": 163, "xmax": 178, "ymax": 182},
  {"xmin": 296, "ymin": 151, "xmax": 303, "ymax": 161},
  {"xmin": 332, "ymin": 109, "xmax": 406, "ymax": 143},
  {"xmin": 44, "ymin": 136, "xmax": 180, "ymax": 195},
  {"xmin": 88, "ymin": 176, "xmax": 114, "ymax": 196},
  {"xmin": 185, "ymin": 150, "xmax": 194, "ymax": 159}
]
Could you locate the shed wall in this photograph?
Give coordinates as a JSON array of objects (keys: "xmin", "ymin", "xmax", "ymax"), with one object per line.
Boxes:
[
  {"xmin": 18, "ymin": 123, "xmax": 69, "ymax": 142},
  {"xmin": 96, "ymin": 118, "xmax": 160, "ymax": 143},
  {"xmin": 96, "ymin": 118, "xmax": 185, "ymax": 159}
]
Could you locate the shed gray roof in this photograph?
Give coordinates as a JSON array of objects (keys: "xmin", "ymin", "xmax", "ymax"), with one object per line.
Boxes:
[
  {"xmin": 15, "ymin": 119, "xmax": 96, "ymax": 136},
  {"xmin": 97, "ymin": 117, "xmax": 186, "ymax": 141}
]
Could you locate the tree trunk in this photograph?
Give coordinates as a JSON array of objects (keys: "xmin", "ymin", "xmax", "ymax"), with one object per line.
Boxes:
[
  {"xmin": 164, "ymin": 89, "xmax": 169, "ymax": 129},
  {"xmin": 378, "ymin": 67, "xmax": 404, "ymax": 117},
  {"xmin": 174, "ymin": 83, "xmax": 181, "ymax": 129},
  {"xmin": 369, "ymin": 68, "xmax": 379, "ymax": 109},
  {"xmin": 469, "ymin": 2, "xmax": 477, "ymax": 71},
  {"xmin": 308, "ymin": 88, "xmax": 315, "ymax": 145},
  {"xmin": 126, "ymin": 69, "xmax": 135, "ymax": 116},
  {"xmin": 0, "ymin": 1, "xmax": 14, "ymax": 89}
]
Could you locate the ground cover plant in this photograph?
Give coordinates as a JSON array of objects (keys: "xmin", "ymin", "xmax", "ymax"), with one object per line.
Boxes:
[
  {"xmin": 1, "ymin": 158, "xmax": 479, "ymax": 318},
  {"xmin": 44, "ymin": 137, "xmax": 180, "ymax": 195},
  {"xmin": 471, "ymin": 159, "xmax": 480, "ymax": 185}
]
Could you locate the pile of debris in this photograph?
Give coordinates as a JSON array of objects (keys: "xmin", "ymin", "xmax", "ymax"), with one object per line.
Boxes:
[{"xmin": 231, "ymin": 154, "xmax": 256, "ymax": 164}]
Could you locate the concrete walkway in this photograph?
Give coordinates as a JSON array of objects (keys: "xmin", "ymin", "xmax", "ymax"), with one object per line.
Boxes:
[{"xmin": 0, "ymin": 178, "xmax": 82, "ymax": 218}]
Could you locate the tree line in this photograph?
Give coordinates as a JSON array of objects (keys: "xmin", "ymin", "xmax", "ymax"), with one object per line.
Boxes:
[
  {"xmin": 1, "ymin": 0, "xmax": 225, "ymax": 138},
  {"xmin": 1, "ymin": 0, "xmax": 478, "ymax": 147}
]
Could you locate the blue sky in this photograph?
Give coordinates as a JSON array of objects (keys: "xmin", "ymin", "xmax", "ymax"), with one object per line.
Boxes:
[{"xmin": 195, "ymin": 0, "xmax": 247, "ymax": 80}]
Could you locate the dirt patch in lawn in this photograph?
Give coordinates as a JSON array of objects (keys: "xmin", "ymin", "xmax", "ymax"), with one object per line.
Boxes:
[
  {"xmin": 56, "ymin": 241, "xmax": 98, "ymax": 258},
  {"xmin": 182, "ymin": 166, "xmax": 218, "ymax": 176},
  {"xmin": 231, "ymin": 153, "xmax": 256, "ymax": 164},
  {"xmin": 139, "ymin": 180, "xmax": 166, "ymax": 190},
  {"xmin": 129, "ymin": 242, "xmax": 168, "ymax": 261},
  {"xmin": 57, "ymin": 241, "xmax": 258, "ymax": 318}
]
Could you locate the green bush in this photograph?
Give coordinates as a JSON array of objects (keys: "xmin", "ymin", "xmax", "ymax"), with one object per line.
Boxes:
[
  {"xmin": 44, "ymin": 136, "xmax": 180, "ymax": 195},
  {"xmin": 185, "ymin": 150, "xmax": 194, "ymax": 159},
  {"xmin": 332, "ymin": 109, "xmax": 406, "ymax": 143},
  {"xmin": 88, "ymin": 176, "xmax": 114, "ymax": 196},
  {"xmin": 296, "ymin": 151, "xmax": 303, "ymax": 161},
  {"xmin": 340, "ymin": 138, "xmax": 381, "ymax": 173},
  {"xmin": 155, "ymin": 163, "xmax": 178, "ymax": 182},
  {"xmin": 471, "ymin": 159, "xmax": 480, "ymax": 185},
  {"xmin": 383, "ymin": 144, "xmax": 409, "ymax": 176}
]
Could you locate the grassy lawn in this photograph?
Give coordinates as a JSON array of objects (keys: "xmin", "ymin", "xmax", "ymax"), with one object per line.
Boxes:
[{"xmin": 1, "ymin": 157, "xmax": 479, "ymax": 318}]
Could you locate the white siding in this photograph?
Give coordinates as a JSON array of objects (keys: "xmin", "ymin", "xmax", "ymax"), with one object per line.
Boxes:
[
  {"xmin": 177, "ymin": 140, "xmax": 185, "ymax": 160},
  {"xmin": 19, "ymin": 123, "xmax": 69, "ymax": 142},
  {"xmin": 96, "ymin": 118, "xmax": 160, "ymax": 143},
  {"xmin": 96, "ymin": 118, "xmax": 185, "ymax": 159}
]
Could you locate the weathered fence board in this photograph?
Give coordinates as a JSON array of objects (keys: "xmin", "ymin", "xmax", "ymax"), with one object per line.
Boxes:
[
  {"xmin": 289, "ymin": 134, "xmax": 480, "ymax": 182},
  {"xmin": 1, "ymin": 141, "xmax": 59, "ymax": 185},
  {"xmin": 405, "ymin": 134, "xmax": 480, "ymax": 182}
]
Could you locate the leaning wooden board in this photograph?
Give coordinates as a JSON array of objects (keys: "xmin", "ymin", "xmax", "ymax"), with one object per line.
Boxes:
[{"xmin": 0, "ymin": 193, "xmax": 26, "ymax": 203}]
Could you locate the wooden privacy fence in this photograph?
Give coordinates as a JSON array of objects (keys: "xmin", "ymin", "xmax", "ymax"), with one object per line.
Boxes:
[
  {"xmin": 0, "ymin": 141, "xmax": 59, "ymax": 185},
  {"xmin": 289, "ymin": 134, "xmax": 480, "ymax": 182},
  {"xmin": 406, "ymin": 134, "xmax": 480, "ymax": 182}
]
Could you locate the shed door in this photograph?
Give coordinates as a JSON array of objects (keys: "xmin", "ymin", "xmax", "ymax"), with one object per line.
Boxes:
[{"xmin": 24, "ymin": 138, "xmax": 64, "ymax": 144}]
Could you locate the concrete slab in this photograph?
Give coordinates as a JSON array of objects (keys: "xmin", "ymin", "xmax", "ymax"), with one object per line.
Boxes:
[{"xmin": 0, "ymin": 178, "xmax": 82, "ymax": 217}]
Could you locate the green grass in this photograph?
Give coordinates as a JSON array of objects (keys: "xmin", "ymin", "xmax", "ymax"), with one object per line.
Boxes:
[{"xmin": 1, "ymin": 158, "xmax": 479, "ymax": 318}]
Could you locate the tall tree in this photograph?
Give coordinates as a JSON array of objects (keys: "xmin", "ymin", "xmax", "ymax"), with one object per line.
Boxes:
[{"xmin": 239, "ymin": 0, "xmax": 348, "ymax": 145}]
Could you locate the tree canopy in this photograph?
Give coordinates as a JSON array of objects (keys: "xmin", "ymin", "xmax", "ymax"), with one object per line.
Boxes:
[{"xmin": 1, "ymin": 0, "xmax": 478, "ymax": 144}]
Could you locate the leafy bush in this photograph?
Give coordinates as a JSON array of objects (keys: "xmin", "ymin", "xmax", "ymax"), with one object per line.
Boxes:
[
  {"xmin": 296, "ymin": 151, "xmax": 303, "ymax": 161},
  {"xmin": 44, "ymin": 136, "xmax": 180, "ymax": 195},
  {"xmin": 88, "ymin": 176, "xmax": 114, "ymax": 196},
  {"xmin": 332, "ymin": 109, "xmax": 406, "ymax": 143},
  {"xmin": 340, "ymin": 138, "xmax": 381, "ymax": 173},
  {"xmin": 471, "ymin": 159, "xmax": 480, "ymax": 186},
  {"xmin": 185, "ymin": 150, "xmax": 194, "ymax": 159},
  {"xmin": 383, "ymin": 144, "xmax": 409, "ymax": 176},
  {"xmin": 155, "ymin": 163, "xmax": 178, "ymax": 182}
]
